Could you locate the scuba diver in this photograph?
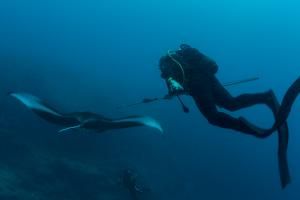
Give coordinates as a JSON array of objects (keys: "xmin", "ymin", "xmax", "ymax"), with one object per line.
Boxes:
[
  {"xmin": 121, "ymin": 169, "xmax": 144, "ymax": 200},
  {"xmin": 159, "ymin": 44, "xmax": 300, "ymax": 188},
  {"xmin": 159, "ymin": 44, "xmax": 287, "ymax": 137}
]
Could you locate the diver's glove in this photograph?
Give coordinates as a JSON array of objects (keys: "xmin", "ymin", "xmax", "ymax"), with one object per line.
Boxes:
[{"xmin": 167, "ymin": 77, "xmax": 185, "ymax": 96}]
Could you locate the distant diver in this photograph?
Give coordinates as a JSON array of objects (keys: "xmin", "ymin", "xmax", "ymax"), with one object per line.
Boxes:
[
  {"xmin": 159, "ymin": 44, "xmax": 300, "ymax": 188},
  {"xmin": 9, "ymin": 92, "xmax": 163, "ymax": 134},
  {"xmin": 121, "ymin": 169, "xmax": 145, "ymax": 200}
]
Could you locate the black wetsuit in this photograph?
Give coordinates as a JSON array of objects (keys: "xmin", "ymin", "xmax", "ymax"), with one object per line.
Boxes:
[
  {"xmin": 160, "ymin": 44, "xmax": 300, "ymax": 188},
  {"xmin": 159, "ymin": 45, "xmax": 278, "ymax": 136}
]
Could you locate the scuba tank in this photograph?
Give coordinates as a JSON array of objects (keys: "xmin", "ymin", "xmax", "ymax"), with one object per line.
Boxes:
[{"xmin": 176, "ymin": 44, "xmax": 219, "ymax": 75}]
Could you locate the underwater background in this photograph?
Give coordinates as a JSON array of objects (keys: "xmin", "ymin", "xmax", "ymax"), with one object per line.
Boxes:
[{"xmin": 0, "ymin": 0, "xmax": 299, "ymax": 199}]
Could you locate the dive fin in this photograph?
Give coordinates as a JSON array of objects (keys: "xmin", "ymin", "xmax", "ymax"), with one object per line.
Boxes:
[
  {"xmin": 271, "ymin": 95, "xmax": 291, "ymax": 188},
  {"xmin": 269, "ymin": 91, "xmax": 291, "ymax": 188},
  {"xmin": 241, "ymin": 91, "xmax": 291, "ymax": 189},
  {"xmin": 278, "ymin": 123, "xmax": 291, "ymax": 188}
]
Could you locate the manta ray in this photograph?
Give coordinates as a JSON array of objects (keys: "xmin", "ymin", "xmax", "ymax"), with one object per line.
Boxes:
[{"xmin": 9, "ymin": 92, "xmax": 163, "ymax": 134}]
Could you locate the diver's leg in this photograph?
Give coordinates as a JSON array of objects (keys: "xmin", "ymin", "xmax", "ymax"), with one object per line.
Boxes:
[
  {"xmin": 222, "ymin": 91, "xmax": 274, "ymax": 111},
  {"xmin": 192, "ymin": 94, "xmax": 265, "ymax": 137},
  {"xmin": 269, "ymin": 92, "xmax": 291, "ymax": 188},
  {"xmin": 212, "ymin": 77, "xmax": 291, "ymax": 187},
  {"xmin": 211, "ymin": 77, "xmax": 276, "ymax": 111},
  {"xmin": 211, "ymin": 77, "xmax": 289, "ymax": 134},
  {"xmin": 211, "ymin": 77, "xmax": 290, "ymax": 138},
  {"xmin": 189, "ymin": 75, "xmax": 263, "ymax": 136}
]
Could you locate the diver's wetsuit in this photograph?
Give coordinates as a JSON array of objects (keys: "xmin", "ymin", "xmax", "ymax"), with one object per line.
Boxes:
[
  {"xmin": 189, "ymin": 73, "xmax": 277, "ymax": 136},
  {"xmin": 159, "ymin": 44, "xmax": 300, "ymax": 188},
  {"xmin": 159, "ymin": 44, "xmax": 279, "ymax": 136}
]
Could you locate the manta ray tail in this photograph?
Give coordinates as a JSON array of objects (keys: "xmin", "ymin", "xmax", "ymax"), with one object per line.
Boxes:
[{"xmin": 58, "ymin": 125, "xmax": 82, "ymax": 133}]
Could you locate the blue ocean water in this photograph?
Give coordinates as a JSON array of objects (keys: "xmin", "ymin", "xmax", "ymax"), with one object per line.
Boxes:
[{"xmin": 0, "ymin": 0, "xmax": 299, "ymax": 199}]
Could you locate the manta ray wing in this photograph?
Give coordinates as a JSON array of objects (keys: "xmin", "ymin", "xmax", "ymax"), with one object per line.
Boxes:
[
  {"xmin": 9, "ymin": 92, "xmax": 79, "ymax": 126},
  {"xmin": 110, "ymin": 115, "xmax": 163, "ymax": 133}
]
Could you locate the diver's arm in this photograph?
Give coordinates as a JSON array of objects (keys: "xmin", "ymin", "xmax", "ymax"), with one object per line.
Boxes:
[
  {"xmin": 160, "ymin": 58, "xmax": 185, "ymax": 97},
  {"xmin": 166, "ymin": 77, "xmax": 185, "ymax": 96},
  {"xmin": 162, "ymin": 78, "xmax": 186, "ymax": 100},
  {"xmin": 161, "ymin": 77, "xmax": 175, "ymax": 100}
]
